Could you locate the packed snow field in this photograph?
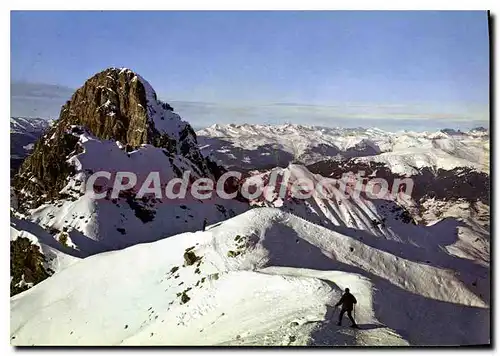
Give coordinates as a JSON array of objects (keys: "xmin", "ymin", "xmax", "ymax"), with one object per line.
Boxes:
[{"xmin": 11, "ymin": 208, "xmax": 489, "ymax": 346}]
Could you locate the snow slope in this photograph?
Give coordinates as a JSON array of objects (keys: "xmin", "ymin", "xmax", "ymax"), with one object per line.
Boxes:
[
  {"xmin": 11, "ymin": 208, "xmax": 489, "ymax": 346},
  {"xmin": 22, "ymin": 128, "xmax": 248, "ymax": 256},
  {"xmin": 245, "ymin": 164, "xmax": 419, "ymax": 239},
  {"xmin": 197, "ymin": 124, "xmax": 489, "ymax": 174},
  {"xmin": 245, "ymin": 164, "xmax": 490, "ymax": 270},
  {"xmin": 137, "ymin": 74, "xmax": 193, "ymax": 143}
]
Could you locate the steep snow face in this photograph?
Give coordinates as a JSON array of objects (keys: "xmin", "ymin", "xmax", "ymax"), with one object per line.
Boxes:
[
  {"xmin": 196, "ymin": 124, "xmax": 489, "ymax": 174},
  {"xmin": 244, "ymin": 164, "xmax": 419, "ymax": 241},
  {"xmin": 11, "ymin": 208, "xmax": 489, "ymax": 346},
  {"xmin": 22, "ymin": 128, "xmax": 248, "ymax": 255},
  {"xmin": 417, "ymin": 199, "xmax": 490, "ymax": 266},
  {"xmin": 136, "ymin": 74, "xmax": 188, "ymax": 142}
]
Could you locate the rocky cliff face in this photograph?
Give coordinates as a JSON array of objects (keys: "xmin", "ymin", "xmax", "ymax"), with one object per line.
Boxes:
[{"xmin": 13, "ymin": 68, "xmax": 220, "ymax": 209}]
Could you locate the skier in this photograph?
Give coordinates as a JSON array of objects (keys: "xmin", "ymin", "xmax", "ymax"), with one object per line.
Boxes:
[
  {"xmin": 335, "ymin": 288, "xmax": 358, "ymax": 328},
  {"xmin": 202, "ymin": 218, "xmax": 207, "ymax": 232}
]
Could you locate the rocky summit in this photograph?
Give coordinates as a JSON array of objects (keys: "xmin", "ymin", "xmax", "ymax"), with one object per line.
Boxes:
[{"xmin": 13, "ymin": 68, "xmax": 220, "ymax": 209}]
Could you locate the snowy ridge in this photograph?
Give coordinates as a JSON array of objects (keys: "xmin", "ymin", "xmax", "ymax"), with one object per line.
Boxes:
[
  {"xmin": 10, "ymin": 70, "xmax": 247, "ymax": 297},
  {"xmin": 11, "ymin": 208, "xmax": 489, "ymax": 346},
  {"xmin": 200, "ymin": 124, "xmax": 392, "ymax": 151},
  {"xmin": 136, "ymin": 72, "xmax": 194, "ymax": 146},
  {"xmin": 355, "ymin": 133, "xmax": 489, "ymax": 175}
]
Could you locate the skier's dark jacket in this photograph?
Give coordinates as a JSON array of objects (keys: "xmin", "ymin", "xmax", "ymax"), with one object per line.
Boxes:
[{"xmin": 335, "ymin": 292, "xmax": 357, "ymax": 311}]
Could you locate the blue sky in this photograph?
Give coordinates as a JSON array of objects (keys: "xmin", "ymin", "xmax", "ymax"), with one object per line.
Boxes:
[{"xmin": 11, "ymin": 11, "xmax": 489, "ymax": 131}]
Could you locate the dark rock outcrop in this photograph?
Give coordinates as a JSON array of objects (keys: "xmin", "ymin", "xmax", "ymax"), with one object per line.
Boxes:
[
  {"xmin": 59, "ymin": 68, "xmax": 153, "ymax": 146},
  {"xmin": 440, "ymin": 128, "xmax": 466, "ymax": 136},
  {"xmin": 10, "ymin": 236, "xmax": 53, "ymax": 296}
]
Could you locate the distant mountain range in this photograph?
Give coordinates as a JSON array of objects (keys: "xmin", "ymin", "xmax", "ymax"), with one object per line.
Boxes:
[
  {"xmin": 196, "ymin": 123, "xmax": 489, "ymax": 175},
  {"xmin": 10, "ymin": 117, "xmax": 51, "ymax": 175}
]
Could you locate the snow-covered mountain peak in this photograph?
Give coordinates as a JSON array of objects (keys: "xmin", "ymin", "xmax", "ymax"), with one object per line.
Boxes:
[
  {"xmin": 10, "ymin": 70, "xmax": 247, "ymax": 286},
  {"xmin": 12, "ymin": 68, "xmax": 220, "ymax": 209},
  {"xmin": 61, "ymin": 67, "xmax": 195, "ymax": 149}
]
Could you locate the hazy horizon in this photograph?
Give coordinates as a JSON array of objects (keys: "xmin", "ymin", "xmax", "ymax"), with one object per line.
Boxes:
[
  {"xmin": 11, "ymin": 11, "xmax": 489, "ymax": 131},
  {"xmin": 11, "ymin": 80, "xmax": 488, "ymax": 133}
]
